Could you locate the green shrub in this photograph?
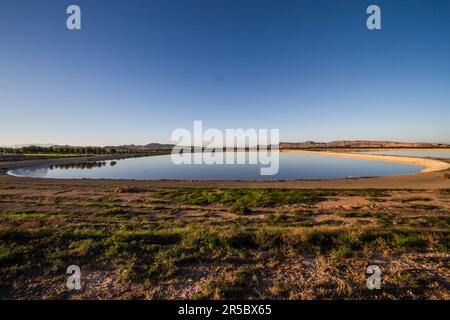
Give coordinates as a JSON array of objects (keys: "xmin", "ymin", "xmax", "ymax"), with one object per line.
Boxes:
[
  {"xmin": 392, "ymin": 233, "xmax": 427, "ymax": 249},
  {"xmin": 229, "ymin": 202, "xmax": 251, "ymax": 215},
  {"xmin": 409, "ymin": 204, "xmax": 439, "ymax": 210},
  {"xmin": 0, "ymin": 244, "xmax": 28, "ymax": 265},
  {"xmin": 69, "ymin": 239, "xmax": 100, "ymax": 256}
]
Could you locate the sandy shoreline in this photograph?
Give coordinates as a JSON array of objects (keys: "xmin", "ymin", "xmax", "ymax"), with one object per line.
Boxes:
[{"xmin": 282, "ymin": 150, "xmax": 450, "ymax": 173}]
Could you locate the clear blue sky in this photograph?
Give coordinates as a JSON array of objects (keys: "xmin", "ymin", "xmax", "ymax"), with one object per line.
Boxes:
[{"xmin": 1, "ymin": 0, "xmax": 449, "ymax": 146}]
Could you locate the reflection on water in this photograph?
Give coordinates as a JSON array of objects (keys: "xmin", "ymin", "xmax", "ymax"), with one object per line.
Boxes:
[
  {"xmin": 48, "ymin": 160, "xmax": 117, "ymax": 170},
  {"xmin": 10, "ymin": 166, "xmax": 52, "ymax": 178},
  {"xmin": 8, "ymin": 153, "xmax": 425, "ymax": 180},
  {"xmin": 9, "ymin": 160, "xmax": 119, "ymax": 178}
]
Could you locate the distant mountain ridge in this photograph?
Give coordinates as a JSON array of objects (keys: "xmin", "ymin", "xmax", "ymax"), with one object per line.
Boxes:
[
  {"xmin": 280, "ymin": 140, "xmax": 450, "ymax": 149},
  {"xmin": 0, "ymin": 143, "xmax": 56, "ymax": 149},
  {"xmin": 110, "ymin": 140, "xmax": 450, "ymax": 150},
  {"xmin": 2, "ymin": 141, "xmax": 449, "ymax": 150},
  {"xmin": 105, "ymin": 143, "xmax": 175, "ymax": 150}
]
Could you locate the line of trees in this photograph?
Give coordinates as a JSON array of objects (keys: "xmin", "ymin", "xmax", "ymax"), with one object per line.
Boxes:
[
  {"xmin": 0, "ymin": 146, "xmax": 117, "ymax": 155},
  {"xmin": 0, "ymin": 146, "xmax": 172, "ymax": 155}
]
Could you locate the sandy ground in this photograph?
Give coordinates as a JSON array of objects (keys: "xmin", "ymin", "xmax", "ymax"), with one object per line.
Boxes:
[{"xmin": 0, "ymin": 150, "xmax": 449, "ymax": 189}]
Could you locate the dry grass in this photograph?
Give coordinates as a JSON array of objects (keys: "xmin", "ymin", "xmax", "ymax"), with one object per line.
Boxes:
[{"xmin": 0, "ymin": 184, "xmax": 448, "ymax": 300}]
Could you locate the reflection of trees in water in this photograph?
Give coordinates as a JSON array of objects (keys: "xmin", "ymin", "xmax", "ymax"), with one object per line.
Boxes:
[
  {"xmin": 13, "ymin": 167, "xmax": 50, "ymax": 177},
  {"xmin": 11, "ymin": 160, "xmax": 120, "ymax": 177},
  {"xmin": 49, "ymin": 160, "xmax": 117, "ymax": 170}
]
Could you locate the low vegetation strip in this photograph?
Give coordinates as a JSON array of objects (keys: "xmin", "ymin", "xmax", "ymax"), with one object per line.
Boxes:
[
  {"xmin": 154, "ymin": 189, "xmax": 328, "ymax": 206},
  {"xmin": 153, "ymin": 188, "xmax": 391, "ymax": 207}
]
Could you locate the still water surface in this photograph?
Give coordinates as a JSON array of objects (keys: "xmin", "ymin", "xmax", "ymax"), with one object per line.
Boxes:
[{"xmin": 8, "ymin": 152, "xmax": 424, "ymax": 180}]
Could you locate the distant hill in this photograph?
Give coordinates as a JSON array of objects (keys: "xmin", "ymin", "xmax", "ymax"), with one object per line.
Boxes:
[
  {"xmin": 3, "ymin": 141, "xmax": 449, "ymax": 151},
  {"xmin": 1, "ymin": 143, "xmax": 56, "ymax": 149},
  {"xmin": 109, "ymin": 140, "xmax": 450, "ymax": 150},
  {"xmin": 280, "ymin": 140, "xmax": 450, "ymax": 149},
  {"xmin": 106, "ymin": 143, "xmax": 175, "ymax": 150}
]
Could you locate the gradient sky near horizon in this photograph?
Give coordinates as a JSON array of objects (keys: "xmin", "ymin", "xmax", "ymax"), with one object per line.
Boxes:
[{"xmin": 1, "ymin": 0, "xmax": 450, "ymax": 146}]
